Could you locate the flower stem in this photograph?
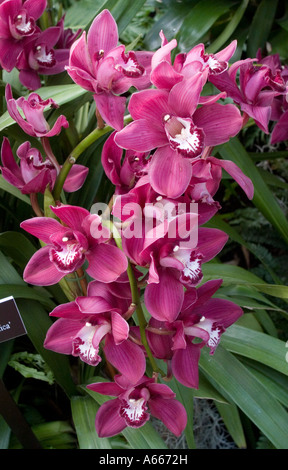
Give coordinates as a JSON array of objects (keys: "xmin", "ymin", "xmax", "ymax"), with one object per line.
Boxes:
[
  {"xmin": 105, "ymin": 220, "xmax": 165, "ymax": 377},
  {"xmin": 52, "ymin": 115, "xmax": 132, "ymax": 202}
]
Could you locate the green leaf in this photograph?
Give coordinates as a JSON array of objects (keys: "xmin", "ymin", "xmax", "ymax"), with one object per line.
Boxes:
[
  {"xmin": 215, "ymin": 401, "xmax": 247, "ymax": 448},
  {"xmin": 247, "ymin": 0, "xmax": 279, "ymax": 57},
  {"xmin": 17, "ymin": 299, "xmax": 77, "ymax": 398},
  {"xmin": 71, "ymin": 395, "xmax": 112, "ymax": 449},
  {"xmin": 0, "ymin": 176, "xmax": 30, "ymax": 205},
  {"xmin": 200, "ymin": 346, "xmax": 288, "ymax": 449},
  {"xmin": 176, "ymin": 0, "xmax": 233, "ymax": 51},
  {"xmin": 221, "ymin": 324, "xmax": 288, "ymax": 376},
  {"xmin": 218, "ymin": 137, "xmax": 288, "ymax": 246},
  {"xmin": 0, "ymin": 284, "xmax": 55, "ymax": 310},
  {"xmin": 0, "ymin": 231, "xmax": 35, "ymax": 270}
]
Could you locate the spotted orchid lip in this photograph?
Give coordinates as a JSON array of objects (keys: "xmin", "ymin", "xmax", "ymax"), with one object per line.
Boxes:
[
  {"xmin": 119, "ymin": 396, "xmax": 149, "ymax": 428},
  {"xmin": 164, "ymin": 115, "xmax": 204, "ymax": 158},
  {"xmin": 10, "ymin": 10, "xmax": 35, "ymax": 39}
]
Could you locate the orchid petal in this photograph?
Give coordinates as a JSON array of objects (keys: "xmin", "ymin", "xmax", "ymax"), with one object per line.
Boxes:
[
  {"xmin": 95, "ymin": 399, "xmax": 126, "ymax": 438},
  {"xmin": 172, "ymin": 342, "xmax": 202, "ymax": 388},
  {"xmin": 144, "ymin": 269, "xmax": 184, "ymax": 322},
  {"xmin": 20, "ymin": 217, "xmax": 65, "ymax": 244},
  {"xmin": 194, "ymin": 103, "xmax": 243, "ymax": 146},
  {"xmin": 44, "ymin": 318, "xmax": 81, "ymax": 354},
  {"xmin": 103, "ymin": 334, "xmax": 146, "ymax": 383},
  {"xmin": 23, "ymin": 245, "xmax": 65, "ymax": 286},
  {"xmin": 115, "ymin": 119, "xmax": 167, "ymax": 152},
  {"xmin": 149, "ymin": 146, "xmax": 192, "ymax": 198},
  {"xmin": 148, "ymin": 396, "xmax": 187, "ymax": 436},
  {"xmin": 209, "ymin": 156, "xmax": 254, "ymax": 200},
  {"xmin": 87, "ymin": 9, "xmax": 118, "ymax": 58},
  {"xmin": 168, "ymin": 73, "xmax": 204, "ymax": 117},
  {"xmin": 93, "ymin": 92, "xmax": 126, "ymax": 131},
  {"xmin": 86, "ymin": 243, "xmax": 128, "ymax": 283}
]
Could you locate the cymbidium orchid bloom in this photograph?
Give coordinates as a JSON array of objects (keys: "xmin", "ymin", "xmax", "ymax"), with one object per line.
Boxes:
[
  {"xmin": 66, "ymin": 9, "xmax": 153, "ymax": 130},
  {"xmin": 44, "ymin": 280, "xmax": 146, "ymax": 384},
  {"xmin": 0, "ymin": 138, "xmax": 88, "ymax": 194},
  {"xmin": 87, "ymin": 374, "xmax": 187, "ymax": 437},
  {"xmin": 210, "ymin": 59, "xmax": 288, "ymax": 133},
  {"xmin": 101, "ymin": 131, "xmax": 149, "ymax": 195},
  {"xmin": 0, "ymin": 0, "xmax": 46, "ymax": 72},
  {"xmin": 16, "ymin": 26, "xmax": 71, "ymax": 90},
  {"xmin": 146, "ymin": 279, "xmax": 243, "ymax": 388},
  {"xmin": 114, "ymin": 72, "xmax": 243, "ymax": 197},
  {"xmin": 20, "ymin": 204, "xmax": 128, "ymax": 286},
  {"xmin": 151, "ymin": 30, "xmax": 237, "ymax": 90},
  {"xmin": 5, "ymin": 84, "xmax": 69, "ymax": 137}
]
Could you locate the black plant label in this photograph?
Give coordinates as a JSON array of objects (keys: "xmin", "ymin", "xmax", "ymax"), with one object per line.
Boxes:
[{"xmin": 0, "ymin": 297, "xmax": 27, "ymax": 344}]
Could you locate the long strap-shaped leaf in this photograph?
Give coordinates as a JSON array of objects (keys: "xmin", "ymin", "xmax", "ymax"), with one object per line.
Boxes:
[
  {"xmin": 218, "ymin": 137, "xmax": 288, "ymax": 246},
  {"xmin": 199, "ymin": 345, "xmax": 288, "ymax": 449}
]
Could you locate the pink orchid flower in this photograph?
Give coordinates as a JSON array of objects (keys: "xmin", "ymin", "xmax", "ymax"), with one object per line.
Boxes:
[
  {"xmin": 146, "ymin": 279, "xmax": 243, "ymax": 388},
  {"xmin": 44, "ymin": 280, "xmax": 146, "ymax": 384},
  {"xmin": 16, "ymin": 26, "xmax": 71, "ymax": 90},
  {"xmin": 5, "ymin": 84, "xmax": 69, "ymax": 137},
  {"xmin": 87, "ymin": 374, "xmax": 187, "ymax": 437},
  {"xmin": 101, "ymin": 131, "xmax": 149, "ymax": 195},
  {"xmin": 66, "ymin": 9, "xmax": 153, "ymax": 130},
  {"xmin": 151, "ymin": 30, "xmax": 237, "ymax": 90},
  {"xmin": 114, "ymin": 72, "xmax": 243, "ymax": 197},
  {"xmin": 0, "ymin": 137, "xmax": 88, "ymax": 194},
  {"xmin": 20, "ymin": 204, "xmax": 128, "ymax": 286},
  {"xmin": 209, "ymin": 59, "xmax": 288, "ymax": 133},
  {"xmin": 0, "ymin": 0, "xmax": 46, "ymax": 72}
]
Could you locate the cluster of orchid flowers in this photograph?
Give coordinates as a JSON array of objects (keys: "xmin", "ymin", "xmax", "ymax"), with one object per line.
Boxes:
[
  {"xmin": 1, "ymin": 6, "xmax": 288, "ymax": 439},
  {"xmin": 0, "ymin": 0, "xmax": 81, "ymax": 90}
]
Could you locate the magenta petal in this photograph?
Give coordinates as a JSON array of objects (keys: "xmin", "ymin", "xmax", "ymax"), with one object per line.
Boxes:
[
  {"xmin": 44, "ymin": 318, "xmax": 81, "ymax": 354},
  {"xmin": 62, "ymin": 164, "xmax": 89, "ymax": 192},
  {"xmin": 271, "ymin": 111, "xmax": 288, "ymax": 144},
  {"xmin": 95, "ymin": 399, "xmax": 126, "ymax": 438},
  {"xmin": 87, "ymin": 9, "xmax": 118, "ymax": 58},
  {"xmin": 1, "ymin": 137, "xmax": 21, "ymax": 177},
  {"xmin": 87, "ymin": 381, "xmax": 123, "ymax": 396},
  {"xmin": 172, "ymin": 342, "xmax": 202, "ymax": 388},
  {"xmin": 148, "ymin": 396, "xmax": 187, "ymax": 436},
  {"xmin": 103, "ymin": 334, "xmax": 146, "ymax": 383},
  {"xmin": 24, "ymin": 0, "xmax": 47, "ymax": 20},
  {"xmin": 111, "ymin": 311, "xmax": 129, "ymax": 344},
  {"xmin": 76, "ymin": 296, "xmax": 114, "ymax": 314},
  {"xmin": 50, "ymin": 204, "xmax": 90, "ymax": 231},
  {"xmin": 94, "ymin": 92, "xmax": 126, "ymax": 131},
  {"xmin": 169, "ymin": 73, "xmax": 203, "ymax": 117},
  {"xmin": 151, "ymin": 60, "xmax": 183, "ymax": 90},
  {"xmin": 49, "ymin": 301, "xmax": 83, "ymax": 320},
  {"xmin": 45, "ymin": 115, "xmax": 69, "ymax": 137},
  {"xmin": 128, "ymin": 88, "xmax": 169, "ymax": 123},
  {"xmin": 144, "ymin": 269, "xmax": 184, "ymax": 322},
  {"xmin": 20, "ymin": 217, "xmax": 65, "ymax": 244},
  {"xmin": 194, "ymin": 103, "xmax": 243, "ymax": 146},
  {"xmin": 149, "ymin": 146, "xmax": 192, "ymax": 198},
  {"xmin": 86, "ymin": 243, "xmax": 128, "ymax": 283},
  {"xmin": 197, "ymin": 227, "xmax": 228, "ymax": 262},
  {"xmin": 23, "ymin": 245, "xmax": 65, "ymax": 286},
  {"xmin": 115, "ymin": 119, "xmax": 167, "ymax": 152},
  {"xmin": 209, "ymin": 156, "xmax": 254, "ymax": 200}
]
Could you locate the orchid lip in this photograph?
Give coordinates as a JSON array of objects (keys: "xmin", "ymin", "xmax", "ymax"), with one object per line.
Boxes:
[
  {"xmin": 119, "ymin": 397, "xmax": 149, "ymax": 428},
  {"xmin": 164, "ymin": 116, "xmax": 204, "ymax": 158}
]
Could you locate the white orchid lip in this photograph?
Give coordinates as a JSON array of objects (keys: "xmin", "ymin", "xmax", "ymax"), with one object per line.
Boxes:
[
  {"xmin": 164, "ymin": 115, "xmax": 204, "ymax": 158},
  {"xmin": 119, "ymin": 397, "xmax": 149, "ymax": 427}
]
